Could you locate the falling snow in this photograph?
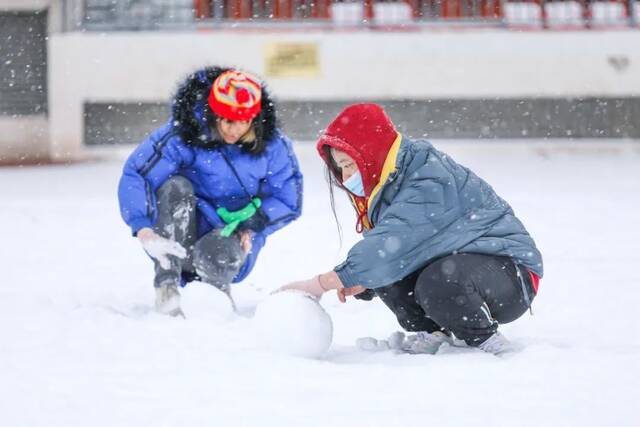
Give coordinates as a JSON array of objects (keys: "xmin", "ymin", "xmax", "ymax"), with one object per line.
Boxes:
[{"xmin": 4, "ymin": 141, "xmax": 638, "ymax": 426}]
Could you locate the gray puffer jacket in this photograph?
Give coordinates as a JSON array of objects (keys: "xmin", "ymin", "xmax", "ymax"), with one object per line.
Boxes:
[{"xmin": 334, "ymin": 137, "xmax": 543, "ymax": 289}]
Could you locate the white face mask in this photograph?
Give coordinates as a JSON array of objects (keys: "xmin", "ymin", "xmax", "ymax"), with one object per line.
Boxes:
[{"xmin": 343, "ymin": 171, "xmax": 365, "ymax": 197}]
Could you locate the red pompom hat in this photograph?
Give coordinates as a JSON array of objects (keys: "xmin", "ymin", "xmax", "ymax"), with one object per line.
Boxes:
[
  {"xmin": 316, "ymin": 103, "xmax": 398, "ymax": 197},
  {"xmin": 208, "ymin": 70, "xmax": 262, "ymax": 121}
]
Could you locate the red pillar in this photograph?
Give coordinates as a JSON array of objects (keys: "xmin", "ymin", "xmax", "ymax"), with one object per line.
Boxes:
[
  {"xmin": 482, "ymin": 0, "xmax": 503, "ymax": 18},
  {"xmin": 228, "ymin": 0, "xmax": 253, "ymax": 19},
  {"xmin": 442, "ymin": 0, "xmax": 463, "ymax": 18},
  {"xmin": 194, "ymin": 0, "xmax": 212, "ymax": 18},
  {"xmin": 364, "ymin": 0, "xmax": 374, "ymax": 21},
  {"xmin": 312, "ymin": 0, "xmax": 332, "ymax": 19},
  {"xmin": 274, "ymin": 0, "xmax": 294, "ymax": 19}
]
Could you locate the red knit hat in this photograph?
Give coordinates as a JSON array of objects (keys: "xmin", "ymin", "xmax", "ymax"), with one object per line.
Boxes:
[
  {"xmin": 317, "ymin": 103, "xmax": 398, "ymax": 197},
  {"xmin": 208, "ymin": 70, "xmax": 262, "ymax": 121}
]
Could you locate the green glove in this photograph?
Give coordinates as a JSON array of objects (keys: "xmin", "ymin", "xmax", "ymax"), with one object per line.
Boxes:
[{"xmin": 216, "ymin": 198, "xmax": 262, "ymax": 237}]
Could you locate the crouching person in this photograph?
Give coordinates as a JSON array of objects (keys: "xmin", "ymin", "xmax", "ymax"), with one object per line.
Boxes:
[
  {"xmin": 279, "ymin": 104, "xmax": 541, "ymax": 355},
  {"xmin": 118, "ymin": 67, "xmax": 303, "ymax": 316}
]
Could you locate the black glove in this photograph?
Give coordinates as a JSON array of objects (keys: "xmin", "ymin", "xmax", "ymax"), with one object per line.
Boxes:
[
  {"xmin": 236, "ymin": 207, "xmax": 269, "ymax": 233},
  {"xmin": 354, "ymin": 288, "xmax": 377, "ymax": 301}
]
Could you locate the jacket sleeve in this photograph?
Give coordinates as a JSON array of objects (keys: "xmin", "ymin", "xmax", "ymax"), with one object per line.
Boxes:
[
  {"xmin": 334, "ymin": 153, "xmax": 471, "ymax": 289},
  {"xmin": 257, "ymin": 133, "xmax": 303, "ymax": 236},
  {"xmin": 196, "ymin": 198, "xmax": 226, "ymax": 229},
  {"xmin": 117, "ymin": 126, "xmax": 193, "ymax": 235}
]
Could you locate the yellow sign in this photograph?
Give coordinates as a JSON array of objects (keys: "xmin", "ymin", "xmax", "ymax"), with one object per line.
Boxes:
[{"xmin": 264, "ymin": 43, "xmax": 320, "ymax": 78}]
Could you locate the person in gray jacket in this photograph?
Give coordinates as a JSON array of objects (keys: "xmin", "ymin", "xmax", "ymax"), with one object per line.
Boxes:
[{"xmin": 281, "ymin": 103, "xmax": 543, "ymax": 355}]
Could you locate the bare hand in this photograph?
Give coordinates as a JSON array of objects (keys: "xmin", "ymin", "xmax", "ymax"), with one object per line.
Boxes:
[
  {"xmin": 337, "ymin": 285, "xmax": 367, "ymax": 303},
  {"xmin": 239, "ymin": 230, "xmax": 253, "ymax": 254},
  {"xmin": 276, "ymin": 276, "xmax": 325, "ymax": 299},
  {"xmin": 318, "ymin": 272, "xmax": 366, "ymax": 303}
]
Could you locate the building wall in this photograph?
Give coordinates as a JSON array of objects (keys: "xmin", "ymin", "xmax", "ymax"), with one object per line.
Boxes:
[
  {"xmin": 84, "ymin": 97, "xmax": 640, "ymax": 146},
  {"xmin": 0, "ymin": 1, "xmax": 50, "ymax": 163},
  {"xmin": 48, "ymin": 29, "xmax": 640, "ymax": 158},
  {"xmin": 2, "ymin": 1, "xmax": 639, "ymax": 162}
]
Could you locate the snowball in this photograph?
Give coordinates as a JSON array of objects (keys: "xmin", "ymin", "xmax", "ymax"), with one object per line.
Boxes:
[
  {"xmin": 180, "ymin": 281, "xmax": 235, "ymax": 320},
  {"xmin": 254, "ymin": 290, "xmax": 333, "ymax": 358}
]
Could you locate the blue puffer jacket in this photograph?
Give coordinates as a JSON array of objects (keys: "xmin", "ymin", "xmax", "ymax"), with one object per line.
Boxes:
[{"xmin": 118, "ymin": 67, "xmax": 303, "ymax": 283}]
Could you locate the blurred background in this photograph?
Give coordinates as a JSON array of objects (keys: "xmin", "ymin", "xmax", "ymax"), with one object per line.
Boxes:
[{"xmin": 0, "ymin": 0, "xmax": 638, "ymax": 164}]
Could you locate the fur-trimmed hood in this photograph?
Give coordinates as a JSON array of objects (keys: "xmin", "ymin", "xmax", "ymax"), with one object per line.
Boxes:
[{"xmin": 171, "ymin": 66, "xmax": 277, "ymax": 152}]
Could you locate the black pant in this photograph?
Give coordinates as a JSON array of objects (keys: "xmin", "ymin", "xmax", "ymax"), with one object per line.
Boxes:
[
  {"xmin": 374, "ymin": 253, "xmax": 536, "ymax": 346},
  {"xmin": 152, "ymin": 176, "xmax": 245, "ymax": 291}
]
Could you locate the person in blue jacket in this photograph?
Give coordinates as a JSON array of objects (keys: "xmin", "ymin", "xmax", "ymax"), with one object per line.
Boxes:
[
  {"xmin": 281, "ymin": 103, "xmax": 542, "ymax": 355},
  {"xmin": 118, "ymin": 67, "xmax": 303, "ymax": 316}
]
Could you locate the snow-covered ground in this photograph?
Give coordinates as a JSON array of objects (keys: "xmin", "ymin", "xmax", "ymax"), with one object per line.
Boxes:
[{"xmin": 1, "ymin": 140, "xmax": 639, "ymax": 427}]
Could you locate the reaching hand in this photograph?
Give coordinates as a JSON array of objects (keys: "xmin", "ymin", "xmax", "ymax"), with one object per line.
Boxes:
[
  {"xmin": 137, "ymin": 228, "xmax": 186, "ymax": 269},
  {"xmin": 275, "ymin": 271, "xmax": 367, "ymax": 302},
  {"xmin": 316, "ymin": 271, "xmax": 365, "ymax": 303},
  {"xmin": 277, "ymin": 276, "xmax": 326, "ymax": 299},
  {"xmin": 337, "ymin": 285, "xmax": 367, "ymax": 303}
]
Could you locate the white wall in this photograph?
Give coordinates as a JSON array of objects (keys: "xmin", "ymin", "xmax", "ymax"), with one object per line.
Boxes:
[
  {"xmin": 48, "ymin": 29, "xmax": 640, "ymax": 160},
  {"xmin": 0, "ymin": 0, "xmax": 49, "ymax": 10},
  {"xmin": 0, "ymin": 117, "xmax": 49, "ymax": 163}
]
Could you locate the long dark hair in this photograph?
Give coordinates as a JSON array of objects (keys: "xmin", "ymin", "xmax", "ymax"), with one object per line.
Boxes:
[{"xmin": 322, "ymin": 145, "xmax": 343, "ymax": 246}]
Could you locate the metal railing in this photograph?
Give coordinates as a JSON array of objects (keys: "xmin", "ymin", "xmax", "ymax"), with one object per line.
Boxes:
[
  {"xmin": 507, "ymin": 0, "xmax": 638, "ymax": 28},
  {"xmin": 65, "ymin": 0, "xmax": 639, "ymax": 30}
]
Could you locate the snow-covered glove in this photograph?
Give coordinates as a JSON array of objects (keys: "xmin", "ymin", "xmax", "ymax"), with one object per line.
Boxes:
[
  {"xmin": 137, "ymin": 228, "xmax": 186, "ymax": 269},
  {"xmin": 356, "ymin": 332, "xmax": 404, "ymax": 352},
  {"xmin": 276, "ymin": 276, "xmax": 328, "ymax": 300}
]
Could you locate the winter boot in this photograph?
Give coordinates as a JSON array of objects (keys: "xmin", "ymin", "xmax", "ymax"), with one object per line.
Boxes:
[
  {"xmin": 155, "ymin": 281, "xmax": 183, "ymax": 317},
  {"xmin": 477, "ymin": 332, "xmax": 516, "ymax": 355}
]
